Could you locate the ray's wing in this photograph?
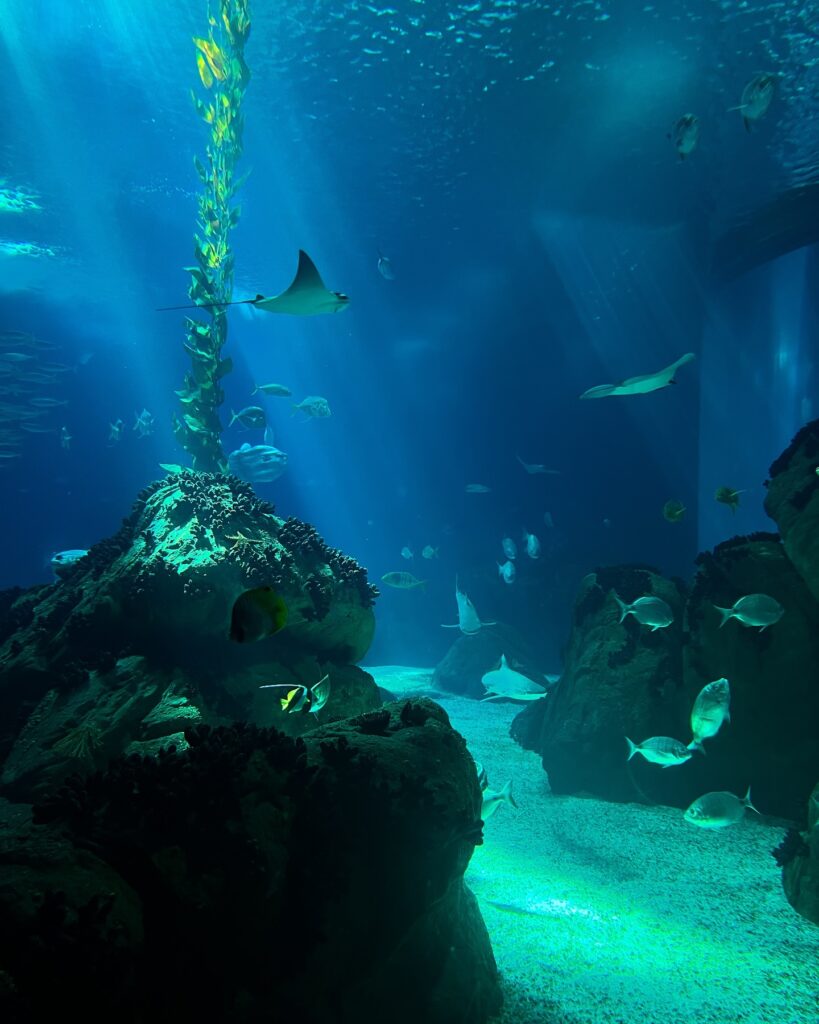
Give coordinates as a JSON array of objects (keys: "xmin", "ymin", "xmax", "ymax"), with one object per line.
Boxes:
[
  {"xmin": 282, "ymin": 250, "xmax": 328, "ymax": 297},
  {"xmin": 580, "ymin": 383, "xmax": 618, "ymax": 399}
]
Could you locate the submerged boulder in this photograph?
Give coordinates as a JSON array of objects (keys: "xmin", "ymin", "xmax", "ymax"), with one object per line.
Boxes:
[
  {"xmin": 780, "ymin": 781, "xmax": 819, "ymax": 928},
  {"xmin": 0, "ymin": 702, "xmax": 501, "ymax": 1023}
]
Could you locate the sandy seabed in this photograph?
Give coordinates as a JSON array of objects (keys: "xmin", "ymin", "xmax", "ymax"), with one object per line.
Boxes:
[{"xmin": 369, "ymin": 666, "xmax": 819, "ymax": 1024}]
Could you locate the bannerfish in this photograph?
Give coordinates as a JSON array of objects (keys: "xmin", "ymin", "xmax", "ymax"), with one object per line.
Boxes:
[
  {"xmin": 684, "ymin": 787, "xmax": 759, "ymax": 828},
  {"xmin": 523, "ymin": 530, "xmax": 541, "ymax": 559},
  {"xmin": 516, "ymin": 455, "xmax": 560, "ymax": 475},
  {"xmin": 481, "ymin": 780, "xmax": 517, "ymax": 821},
  {"xmin": 715, "ymin": 486, "xmax": 742, "ymax": 513},
  {"xmin": 260, "ymin": 673, "xmax": 331, "ymax": 715},
  {"xmin": 502, "ymin": 536, "xmax": 517, "ymax": 560},
  {"xmin": 481, "ymin": 655, "xmax": 547, "ymax": 702},
  {"xmin": 497, "ymin": 559, "xmax": 516, "ymax": 585},
  {"xmin": 229, "ymin": 586, "xmax": 288, "ymax": 643},
  {"xmin": 252, "ymin": 382, "xmax": 292, "ymax": 397},
  {"xmin": 732, "ymin": 73, "xmax": 776, "ymax": 131},
  {"xmin": 714, "ymin": 594, "xmax": 784, "ymax": 631},
  {"xmin": 466, "ymin": 483, "xmax": 490, "ymax": 493},
  {"xmin": 377, "ymin": 248, "xmax": 395, "ymax": 280},
  {"xmin": 669, "ymin": 113, "xmax": 700, "ymax": 159},
  {"xmin": 663, "ymin": 499, "xmax": 686, "ymax": 523},
  {"xmin": 442, "ymin": 576, "xmax": 495, "ymax": 635},
  {"xmin": 688, "ymin": 677, "xmax": 731, "ymax": 752},
  {"xmin": 422, "ymin": 545, "xmax": 439, "ymax": 559},
  {"xmin": 401, "ymin": 546, "xmax": 414, "ymax": 560},
  {"xmin": 227, "ymin": 442, "xmax": 287, "ymax": 484},
  {"xmin": 613, "ymin": 593, "xmax": 674, "ymax": 631},
  {"xmin": 51, "ymin": 548, "xmax": 89, "ymax": 579},
  {"xmin": 292, "ymin": 395, "xmax": 331, "ymax": 419},
  {"xmin": 626, "ymin": 736, "xmax": 692, "ymax": 767},
  {"xmin": 230, "ymin": 405, "xmax": 267, "ymax": 429},
  {"xmin": 381, "ymin": 572, "xmax": 426, "ymax": 590},
  {"xmin": 580, "ymin": 353, "xmax": 695, "ymax": 399}
]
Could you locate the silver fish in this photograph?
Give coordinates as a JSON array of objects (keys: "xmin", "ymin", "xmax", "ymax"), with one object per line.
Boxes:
[
  {"xmin": 292, "ymin": 395, "xmax": 331, "ymax": 419},
  {"xmin": 714, "ymin": 594, "xmax": 783, "ymax": 631},
  {"xmin": 497, "ymin": 559, "xmax": 516, "ymax": 585},
  {"xmin": 688, "ymin": 678, "xmax": 731, "ymax": 752},
  {"xmin": 684, "ymin": 787, "xmax": 759, "ymax": 828},
  {"xmin": 227, "ymin": 442, "xmax": 287, "ymax": 484},
  {"xmin": 734, "ymin": 73, "xmax": 776, "ymax": 131},
  {"xmin": 614, "ymin": 593, "xmax": 674, "ymax": 631},
  {"xmin": 481, "ymin": 780, "xmax": 517, "ymax": 821},
  {"xmin": 626, "ymin": 736, "xmax": 692, "ymax": 767}
]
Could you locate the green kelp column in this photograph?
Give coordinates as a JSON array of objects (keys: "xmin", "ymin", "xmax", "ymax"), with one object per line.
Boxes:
[{"xmin": 173, "ymin": 0, "xmax": 251, "ymax": 473}]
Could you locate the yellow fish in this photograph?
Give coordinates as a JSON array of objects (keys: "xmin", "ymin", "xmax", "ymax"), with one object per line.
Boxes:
[{"xmin": 229, "ymin": 586, "xmax": 288, "ymax": 643}]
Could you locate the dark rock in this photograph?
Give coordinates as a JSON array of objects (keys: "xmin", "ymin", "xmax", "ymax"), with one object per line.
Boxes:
[
  {"xmin": 782, "ymin": 781, "xmax": 819, "ymax": 927},
  {"xmin": 0, "ymin": 704, "xmax": 501, "ymax": 1023},
  {"xmin": 433, "ymin": 623, "xmax": 548, "ymax": 699}
]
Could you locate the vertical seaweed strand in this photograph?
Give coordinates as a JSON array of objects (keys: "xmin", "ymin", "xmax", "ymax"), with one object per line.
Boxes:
[{"xmin": 173, "ymin": 0, "xmax": 251, "ymax": 473}]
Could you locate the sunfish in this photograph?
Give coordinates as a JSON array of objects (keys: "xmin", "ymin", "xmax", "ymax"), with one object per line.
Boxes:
[
  {"xmin": 580, "ymin": 353, "xmax": 695, "ymax": 399},
  {"xmin": 227, "ymin": 442, "xmax": 288, "ymax": 484}
]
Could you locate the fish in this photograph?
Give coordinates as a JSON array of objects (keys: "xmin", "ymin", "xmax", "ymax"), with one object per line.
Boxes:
[
  {"xmin": 421, "ymin": 545, "xmax": 439, "ymax": 559},
  {"xmin": 481, "ymin": 654, "xmax": 547, "ymax": 702},
  {"xmin": 133, "ymin": 408, "xmax": 155, "ymax": 438},
  {"xmin": 523, "ymin": 530, "xmax": 540, "ymax": 559},
  {"xmin": 442, "ymin": 577, "xmax": 495, "ymax": 634},
  {"xmin": 28, "ymin": 397, "xmax": 67, "ymax": 408},
  {"xmin": 732, "ymin": 73, "xmax": 777, "ymax": 131},
  {"xmin": 714, "ymin": 594, "xmax": 784, "ymax": 631},
  {"xmin": 580, "ymin": 353, "xmax": 695, "ymax": 399},
  {"xmin": 292, "ymin": 396, "xmax": 331, "ymax": 419},
  {"xmin": 688, "ymin": 677, "xmax": 731, "ymax": 752},
  {"xmin": 684, "ymin": 787, "xmax": 759, "ymax": 828},
  {"xmin": 230, "ymin": 405, "xmax": 267, "ymax": 429},
  {"xmin": 381, "ymin": 572, "xmax": 426, "ymax": 590},
  {"xmin": 613, "ymin": 593, "xmax": 674, "ymax": 631},
  {"xmin": 663, "ymin": 499, "xmax": 686, "ymax": 523},
  {"xmin": 229, "ymin": 586, "xmax": 288, "ymax": 643},
  {"xmin": 497, "ymin": 559, "xmax": 516, "ymax": 585},
  {"xmin": 157, "ymin": 250, "xmax": 350, "ymax": 316},
  {"xmin": 502, "ymin": 536, "xmax": 517, "ymax": 560},
  {"xmin": 626, "ymin": 736, "xmax": 692, "ymax": 767},
  {"xmin": 714, "ymin": 486, "xmax": 742, "ymax": 512},
  {"xmin": 51, "ymin": 548, "xmax": 88, "ymax": 579},
  {"xmin": 260, "ymin": 673, "xmax": 331, "ymax": 715},
  {"xmin": 543, "ymin": 511, "xmax": 555, "ymax": 529},
  {"xmin": 401, "ymin": 546, "xmax": 414, "ymax": 560},
  {"xmin": 474, "ymin": 760, "xmax": 489, "ymax": 790},
  {"xmin": 516, "ymin": 455, "xmax": 560, "ymax": 475},
  {"xmin": 668, "ymin": 113, "xmax": 700, "ymax": 159},
  {"xmin": 108, "ymin": 418, "xmax": 124, "ymax": 444},
  {"xmin": 481, "ymin": 780, "xmax": 517, "ymax": 821},
  {"xmin": 59, "ymin": 426, "xmax": 72, "ymax": 450},
  {"xmin": 377, "ymin": 248, "xmax": 395, "ymax": 280},
  {"xmin": 251, "ymin": 383, "xmax": 292, "ymax": 397},
  {"xmin": 465, "ymin": 484, "xmax": 490, "ymax": 493},
  {"xmin": 227, "ymin": 442, "xmax": 288, "ymax": 484}
]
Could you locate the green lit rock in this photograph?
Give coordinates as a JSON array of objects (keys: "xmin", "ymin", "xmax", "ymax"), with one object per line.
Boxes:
[{"xmin": 782, "ymin": 781, "xmax": 819, "ymax": 927}]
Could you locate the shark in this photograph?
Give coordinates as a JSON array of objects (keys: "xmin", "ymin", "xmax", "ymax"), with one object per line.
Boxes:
[
  {"xmin": 579, "ymin": 352, "xmax": 695, "ymax": 399},
  {"xmin": 157, "ymin": 250, "xmax": 349, "ymax": 316},
  {"xmin": 442, "ymin": 577, "xmax": 495, "ymax": 635},
  {"xmin": 480, "ymin": 655, "xmax": 548, "ymax": 702}
]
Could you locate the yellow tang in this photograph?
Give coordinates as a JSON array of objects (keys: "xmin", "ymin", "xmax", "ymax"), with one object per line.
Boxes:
[{"xmin": 229, "ymin": 586, "xmax": 288, "ymax": 643}]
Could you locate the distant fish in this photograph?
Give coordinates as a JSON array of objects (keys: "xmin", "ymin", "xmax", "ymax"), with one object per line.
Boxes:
[
  {"xmin": 442, "ymin": 576, "xmax": 495, "ymax": 635},
  {"xmin": 502, "ymin": 536, "xmax": 517, "ymax": 560},
  {"xmin": 59, "ymin": 425, "xmax": 72, "ymax": 450},
  {"xmin": 252, "ymin": 382, "xmax": 292, "ymax": 397},
  {"xmin": 230, "ymin": 405, "xmax": 267, "ymax": 429},
  {"xmin": 481, "ymin": 654, "xmax": 547, "ymax": 702},
  {"xmin": 731, "ymin": 73, "xmax": 777, "ymax": 131},
  {"xmin": 714, "ymin": 485, "xmax": 742, "ymax": 513},
  {"xmin": 51, "ymin": 548, "xmax": 88, "ymax": 579},
  {"xmin": 465, "ymin": 483, "xmax": 490, "ymax": 493},
  {"xmin": 157, "ymin": 250, "xmax": 349, "ymax": 317},
  {"xmin": 613, "ymin": 593, "xmax": 674, "ymax": 631},
  {"xmin": 688, "ymin": 677, "xmax": 731, "ymax": 753},
  {"xmin": 580, "ymin": 353, "xmax": 695, "ymax": 399},
  {"xmin": 684, "ymin": 787, "xmax": 759, "ymax": 828},
  {"xmin": 133, "ymin": 408, "xmax": 155, "ymax": 437},
  {"xmin": 421, "ymin": 545, "xmax": 439, "ymax": 559},
  {"xmin": 497, "ymin": 559, "xmax": 516, "ymax": 585},
  {"xmin": 543, "ymin": 511, "xmax": 554, "ymax": 529},
  {"xmin": 516, "ymin": 455, "xmax": 560, "ymax": 475},
  {"xmin": 227, "ymin": 442, "xmax": 287, "ymax": 484},
  {"xmin": 401, "ymin": 546, "xmax": 414, "ymax": 560},
  {"xmin": 381, "ymin": 571, "xmax": 426, "ymax": 590},
  {"xmin": 626, "ymin": 736, "xmax": 692, "ymax": 767},
  {"xmin": 108, "ymin": 418, "xmax": 124, "ymax": 444},
  {"xmin": 377, "ymin": 248, "xmax": 395, "ymax": 280},
  {"xmin": 523, "ymin": 530, "xmax": 540, "ymax": 559},
  {"xmin": 668, "ymin": 113, "xmax": 700, "ymax": 159},
  {"xmin": 714, "ymin": 594, "xmax": 784, "ymax": 631},
  {"xmin": 230, "ymin": 586, "xmax": 288, "ymax": 643},
  {"xmin": 260, "ymin": 673, "xmax": 331, "ymax": 715},
  {"xmin": 481, "ymin": 779, "xmax": 517, "ymax": 821},
  {"xmin": 28, "ymin": 396, "xmax": 67, "ymax": 409},
  {"xmin": 663, "ymin": 499, "xmax": 686, "ymax": 523},
  {"xmin": 292, "ymin": 395, "xmax": 331, "ymax": 419}
]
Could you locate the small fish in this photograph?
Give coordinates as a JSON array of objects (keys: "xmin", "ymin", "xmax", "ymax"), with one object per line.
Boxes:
[
  {"xmin": 292, "ymin": 395, "xmax": 331, "ymax": 419},
  {"xmin": 442, "ymin": 577, "xmax": 495, "ymax": 635},
  {"xmin": 108, "ymin": 418, "xmax": 124, "ymax": 443},
  {"xmin": 133, "ymin": 408, "xmax": 155, "ymax": 438},
  {"xmin": 465, "ymin": 483, "xmax": 490, "ymax": 493},
  {"xmin": 377, "ymin": 248, "xmax": 395, "ymax": 280},
  {"xmin": 502, "ymin": 536, "xmax": 517, "ymax": 560},
  {"xmin": 481, "ymin": 654, "xmax": 547, "ymax": 702},
  {"xmin": 523, "ymin": 530, "xmax": 540, "ymax": 559},
  {"xmin": 626, "ymin": 736, "xmax": 692, "ymax": 767},
  {"xmin": 668, "ymin": 113, "xmax": 700, "ymax": 159},
  {"xmin": 714, "ymin": 594, "xmax": 784, "ymax": 631},
  {"xmin": 688, "ymin": 677, "xmax": 731, "ymax": 752},
  {"xmin": 663, "ymin": 499, "xmax": 686, "ymax": 523},
  {"xmin": 227, "ymin": 442, "xmax": 287, "ymax": 484},
  {"xmin": 260, "ymin": 673, "xmax": 331, "ymax": 715},
  {"xmin": 543, "ymin": 511, "xmax": 554, "ymax": 529},
  {"xmin": 580, "ymin": 353, "xmax": 695, "ymax": 398},
  {"xmin": 28, "ymin": 396, "xmax": 67, "ymax": 409},
  {"xmin": 59, "ymin": 425, "xmax": 72, "ymax": 450},
  {"xmin": 421, "ymin": 545, "xmax": 439, "ymax": 559},
  {"xmin": 715, "ymin": 486, "xmax": 742, "ymax": 512},
  {"xmin": 613, "ymin": 593, "xmax": 674, "ymax": 631},
  {"xmin": 251, "ymin": 383, "xmax": 292, "ymax": 397},
  {"xmin": 401, "ymin": 546, "xmax": 414, "ymax": 560},
  {"xmin": 732, "ymin": 72, "xmax": 777, "ymax": 131},
  {"xmin": 481, "ymin": 779, "xmax": 517, "ymax": 821},
  {"xmin": 516, "ymin": 455, "xmax": 560, "ymax": 475},
  {"xmin": 497, "ymin": 559, "xmax": 516, "ymax": 585},
  {"xmin": 229, "ymin": 586, "xmax": 288, "ymax": 643},
  {"xmin": 381, "ymin": 571, "xmax": 426, "ymax": 590},
  {"xmin": 474, "ymin": 760, "xmax": 489, "ymax": 790},
  {"xmin": 230, "ymin": 405, "xmax": 267, "ymax": 429},
  {"xmin": 684, "ymin": 787, "xmax": 759, "ymax": 828},
  {"xmin": 51, "ymin": 548, "xmax": 88, "ymax": 579}
]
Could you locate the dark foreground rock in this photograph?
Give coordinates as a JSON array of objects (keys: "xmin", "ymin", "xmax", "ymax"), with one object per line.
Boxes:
[
  {"xmin": 780, "ymin": 781, "xmax": 819, "ymax": 927},
  {"xmin": 0, "ymin": 701, "xmax": 501, "ymax": 1024}
]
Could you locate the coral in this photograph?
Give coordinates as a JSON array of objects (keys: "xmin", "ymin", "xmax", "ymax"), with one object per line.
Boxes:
[{"xmin": 768, "ymin": 419, "xmax": 819, "ymax": 478}]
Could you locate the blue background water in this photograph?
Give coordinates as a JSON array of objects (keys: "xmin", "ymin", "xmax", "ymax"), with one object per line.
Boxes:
[{"xmin": 1, "ymin": 0, "xmax": 817, "ymax": 668}]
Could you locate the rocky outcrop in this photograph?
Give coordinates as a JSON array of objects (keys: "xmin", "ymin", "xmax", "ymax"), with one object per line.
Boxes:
[
  {"xmin": 780, "ymin": 781, "xmax": 819, "ymax": 927},
  {"xmin": 433, "ymin": 623, "xmax": 548, "ymax": 699},
  {"xmin": 0, "ymin": 472, "xmax": 381, "ymax": 800},
  {"xmin": 764, "ymin": 419, "xmax": 819, "ymax": 602},
  {"xmin": 0, "ymin": 702, "xmax": 501, "ymax": 1023}
]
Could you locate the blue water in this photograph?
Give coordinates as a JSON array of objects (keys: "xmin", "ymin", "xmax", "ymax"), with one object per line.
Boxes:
[{"xmin": 1, "ymin": 0, "xmax": 817, "ymax": 672}]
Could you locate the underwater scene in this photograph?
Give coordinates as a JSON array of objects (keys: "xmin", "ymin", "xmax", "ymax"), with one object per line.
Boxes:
[{"xmin": 1, "ymin": 0, "xmax": 819, "ymax": 1020}]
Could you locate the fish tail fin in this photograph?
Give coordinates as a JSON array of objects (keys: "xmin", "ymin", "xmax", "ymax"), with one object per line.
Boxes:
[
  {"xmin": 743, "ymin": 786, "xmax": 760, "ymax": 814},
  {"xmin": 229, "ymin": 409, "xmax": 237, "ymax": 426},
  {"xmin": 625, "ymin": 737, "xmax": 638, "ymax": 761},
  {"xmin": 613, "ymin": 592, "xmax": 629, "ymax": 623},
  {"xmin": 499, "ymin": 780, "xmax": 517, "ymax": 809},
  {"xmin": 251, "ymin": 386, "xmax": 258, "ymax": 395},
  {"xmin": 687, "ymin": 739, "xmax": 706, "ymax": 755},
  {"xmin": 714, "ymin": 605, "xmax": 732, "ymax": 628}
]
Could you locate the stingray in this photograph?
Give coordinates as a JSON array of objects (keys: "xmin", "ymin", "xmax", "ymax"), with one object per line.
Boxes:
[
  {"xmin": 580, "ymin": 352, "xmax": 695, "ymax": 399},
  {"xmin": 157, "ymin": 250, "xmax": 349, "ymax": 316}
]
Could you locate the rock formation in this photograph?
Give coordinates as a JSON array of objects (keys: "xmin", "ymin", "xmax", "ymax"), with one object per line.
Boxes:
[{"xmin": 779, "ymin": 781, "xmax": 819, "ymax": 927}]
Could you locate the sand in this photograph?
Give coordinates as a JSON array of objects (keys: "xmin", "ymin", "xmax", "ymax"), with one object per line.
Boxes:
[{"xmin": 369, "ymin": 666, "xmax": 819, "ymax": 1024}]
